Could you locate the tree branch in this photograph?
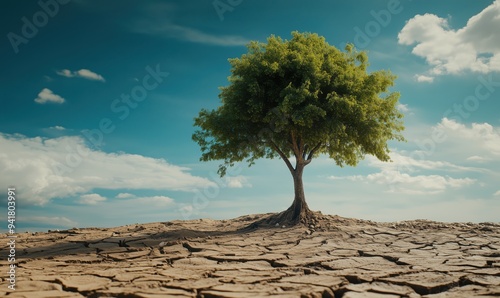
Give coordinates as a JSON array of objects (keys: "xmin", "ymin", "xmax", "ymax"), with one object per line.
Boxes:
[
  {"xmin": 290, "ymin": 130, "xmax": 300, "ymax": 158},
  {"xmin": 306, "ymin": 142, "xmax": 322, "ymax": 161},
  {"xmin": 269, "ymin": 139, "xmax": 295, "ymax": 174}
]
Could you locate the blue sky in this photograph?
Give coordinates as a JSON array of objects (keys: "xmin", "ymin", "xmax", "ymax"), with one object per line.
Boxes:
[{"xmin": 1, "ymin": 0, "xmax": 499, "ymax": 231}]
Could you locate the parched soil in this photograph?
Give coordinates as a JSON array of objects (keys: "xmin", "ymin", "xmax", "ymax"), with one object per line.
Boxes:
[{"xmin": 1, "ymin": 213, "xmax": 499, "ymax": 297}]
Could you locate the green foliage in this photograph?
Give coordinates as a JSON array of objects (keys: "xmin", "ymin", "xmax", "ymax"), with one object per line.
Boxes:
[{"xmin": 193, "ymin": 32, "xmax": 405, "ymax": 177}]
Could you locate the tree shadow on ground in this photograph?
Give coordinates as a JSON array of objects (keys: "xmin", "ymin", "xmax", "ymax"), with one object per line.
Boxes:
[{"xmin": 7, "ymin": 212, "xmax": 309, "ymax": 261}]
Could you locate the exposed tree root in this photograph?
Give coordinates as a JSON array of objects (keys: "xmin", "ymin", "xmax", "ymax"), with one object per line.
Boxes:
[{"xmin": 243, "ymin": 204, "xmax": 323, "ymax": 230}]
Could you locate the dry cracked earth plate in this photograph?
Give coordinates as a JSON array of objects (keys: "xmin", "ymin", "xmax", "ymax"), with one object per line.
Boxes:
[{"xmin": 1, "ymin": 213, "xmax": 499, "ymax": 297}]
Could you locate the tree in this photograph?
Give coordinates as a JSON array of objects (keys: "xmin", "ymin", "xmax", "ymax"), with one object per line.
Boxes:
[{"xmin": 193, "ymin": 32, "xmax": 405, "ymax": 225}]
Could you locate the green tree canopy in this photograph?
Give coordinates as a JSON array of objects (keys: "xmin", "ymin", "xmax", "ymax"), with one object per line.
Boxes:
[{"xmin": 193, "ymin": 32, "xmax": 405, "ymax": 224}]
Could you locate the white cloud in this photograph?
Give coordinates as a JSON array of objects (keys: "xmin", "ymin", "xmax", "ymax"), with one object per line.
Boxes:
[
  {"xmin": 56, "ymin": 69, "xmax": 105, "ymax": 82},
  {"xmin": 466, "ymin": 155, "xmax": 487, "ymax": 163},
  {"xmin": 79, "ymin": 193, "xmax": 107, "ymax": 205},
  {"xmin": 414, "ymin": 75, "xmax": 434, "ymax": 83},
  {"xmin": 0, "ymin": 133, "xmax": 215, "ymax": 205},
  {"xmin": 57, "ymin": 69, "xmax": 73, "ymax": 77},
  {"xmin": 366, "ymin": 151, "xmax": 474, "ymax": 173},
  {"xmin": 330, "ymin": 170, "xmax": 475, "ymax": 195},
  {"xmin": 133, "ymin": 21, "xmax": 249, "ymax": 46},
  {"xmin": 361, "ymin": 118, "xmax": 500, "ymax": 194},
  {"xmin": 179, "ymin": 205, "xmax": 193, "ymax": 213},
  {"xmin": 76, "ymin": 69, "xmax": 105, "ymax": 81},
  {"xmin": 397, "ymin": 103, "xmax": 410, "ymax": 113},
  {"xmin": 135, "ymin": 195, "xmax": 174, "ymax": 207},
  {"xmin": 116, "ymin": 192, "xmax": 135, "ymax": 199},
  {"xmin": 114, "ymin": 193, "xmax": 174, "ymax": 206},
  {"xmin": 225, "ymin": 176, "xmax": 252, "ymax": 188},
  {"xmin": 369, "ymin": 170, "xmax": 475, "ymax": 195},
  {"xmin": 399, "ymin": 1, "xmax": 500, "ymax": 76},
  {"xmin": 437, "ymin": 118, "xmax": 500, "ymax": 156},
  {"xmin": 49, "ymin": 126, "xmax": 66, "ymax": 131},
  {"xmin": 34, "ymin": 88, "xmax": 65, "ymax": 104},
  {"xmin": 321, "ymin": 118, "xmax": 499, "ymax": 221}
]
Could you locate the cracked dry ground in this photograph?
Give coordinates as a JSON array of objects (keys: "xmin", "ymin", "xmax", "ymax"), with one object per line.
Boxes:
[{"xmin": 2, "ymin": 214, "xmax": 500, "ymax": 298}]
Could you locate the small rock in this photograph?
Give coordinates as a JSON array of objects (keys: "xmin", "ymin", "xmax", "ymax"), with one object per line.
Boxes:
[
  {"xmin": 309, "ymin": 224, "xmax": 315, "ymax": 229},
  {"xmin": 159, "ymin": 240, "xmax": 179, "ymax": 247},
  {"xmin": 275, "ymin": 223, "xmax": 280, "ymax": 227},
  {"xmin": 282, "ymin": 225, "xmax": 286, "ymax": 228}
]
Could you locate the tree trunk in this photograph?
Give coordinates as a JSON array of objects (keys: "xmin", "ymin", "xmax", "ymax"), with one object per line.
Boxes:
[
  {"xmin": 263, "ymin": 162, "xmax": 314, "ymax": 226},
  {"xmin": 243, "ymin": 149, "xmax": 317, "ymax": 229},
  {"xmin": 289, "ymin": 165, "xmax": 310, "ymax": 220}
]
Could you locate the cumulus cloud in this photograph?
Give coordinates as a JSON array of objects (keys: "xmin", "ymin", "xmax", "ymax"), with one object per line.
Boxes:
[
  {"xmin": 330, "ymin": 118, "xmax": 500, "ymax": 195},
  {"xmin": 414, "ymin": 75, "xmax": 434, "ymax": 83},
  {"xmin": 57, "ymin": 69, "xmax": 106, "ymax": 82},
  {"xmin": 436, "ymin": 118, "xmax": 500, "ymax": 156},
  {"xmin": 366, "ymin": 151, "xmax": 475, "ymax": 173},
  {"xmin": 370, "ymin": 171, "xmax": 474, "ymax": 195},
  {"xmin": 225, "ymin": 176, "xmax": 252, "ymax": 188},
  {"xmin": 330, "ymin": 151, "xmax": 478, "ymax": 194},
  {"xmin": 397, "ymin": 103, "xmax": 410, "ymax": 113},
  {"xmin": 115, "ymin": 193, "xmax": 135, "ymax": 199},
  {"xmin": 49, "ymin": 126, "xmax": 66, "ymax": 131},
  {"xmin": 330, "ymin": 170, "xmax": 475, "ymax": 195},
  {"xmin": 399, "ymin": 1, "xmax": 500, "ymax": 78},
  {"xmin": 34, "ymin": 88, "xmax": 65, "ymax": 104},
  {"xmin": 136, "ymin": 195, "xmax": 174, "ymax": 207},
  {"xmin": 0, "ymin": 133, "xmax": 215, "ymax": 205},
  {"xmin": 79, "ymin": 193, "xmax": 107, "ymax": 205},
  {"xmin": 494, "ymin": 190, "xmax": 500, "ymax": 196},
  {"xmin": 329, "ymin": 135, "xmax": 483, "ymax": 194}
]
